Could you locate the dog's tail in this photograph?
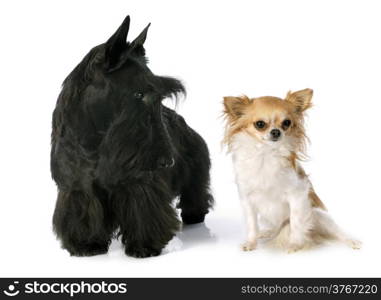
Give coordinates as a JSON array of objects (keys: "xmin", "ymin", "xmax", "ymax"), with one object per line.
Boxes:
[{"xmin": 271, "ymin": 208, "xmax": 361, "ymax": 250}]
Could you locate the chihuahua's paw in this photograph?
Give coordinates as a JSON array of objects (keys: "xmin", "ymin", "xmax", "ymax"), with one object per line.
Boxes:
[
  {"xmin": 241, "ymin": 240, "xmax": 257, "ymax": 251},
  {"xmin": 345, "ymin": 239, "xmax": 362, "ymax": 250},
  {"xmin": 287, "ymin": 243, "xmax": 304, "ymax": 254}
]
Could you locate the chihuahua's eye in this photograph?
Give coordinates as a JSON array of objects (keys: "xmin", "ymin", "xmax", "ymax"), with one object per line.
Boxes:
[
  {"xmin": 282, "ymin": 119, "xmax": 292, "ymax": 129},
  {"xmin": 134, "ymin": 92, "xmax": 144, "ymax": 100},
  {"xmin": 254, "ymin": 120, "xmax": 266, "ymax": 129}
]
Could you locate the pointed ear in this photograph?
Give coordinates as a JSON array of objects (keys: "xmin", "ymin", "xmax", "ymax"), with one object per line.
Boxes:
[
  {"xmin": 223, "ymin": 96, "xmax": 250, "ymax": 120},
  {"xmin": 104, "ymin": 15, "xmax": 130, "ymax": 72},
  {"xmin": 285, "ymin": 88, "xmax": 313, "ymax": 113},
  {"xmin": 129, "ymin": 23, "xmax": 151, "ymax": 56}
]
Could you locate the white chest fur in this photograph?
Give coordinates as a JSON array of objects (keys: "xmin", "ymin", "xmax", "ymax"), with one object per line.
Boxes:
[{"xmin": 230, "ymin": 131, "xmax": 310, "ymax": 225}]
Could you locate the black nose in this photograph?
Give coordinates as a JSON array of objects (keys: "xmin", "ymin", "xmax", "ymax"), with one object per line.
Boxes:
[
  {"xmin": 270, "ymin": 129, "xmax": 281, "ymax": 140},
  {"xmin": 158, "ymin": 157, "xmax": 175, "ymax": 169}
]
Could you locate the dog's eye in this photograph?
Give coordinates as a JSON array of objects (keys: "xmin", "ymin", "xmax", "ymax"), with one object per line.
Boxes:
[
  {"xmin": 134, "ymin": 92, "xmax": 144, "ymax": 100},
  {"xmin": 282, "ymin": 119, "xmax": 292, "ymax": 129},
  {"xmin": 254, "ymin": 120, "xmax": 266, "ymax": 129}
]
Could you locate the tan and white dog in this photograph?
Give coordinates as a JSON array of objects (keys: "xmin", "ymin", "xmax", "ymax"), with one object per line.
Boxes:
[{"xmin": 223, "ymin": 89, "xmax": 361, "ymax": 252}]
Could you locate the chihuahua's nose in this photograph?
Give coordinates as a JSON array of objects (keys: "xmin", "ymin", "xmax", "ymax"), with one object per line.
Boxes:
[
  {"xmin": 158, "ymin": 157, "xmax": 175, "ymax": 169},
  {"xmin": 270, "ymin": 129, "xmax": 281, "ymax": 140}
]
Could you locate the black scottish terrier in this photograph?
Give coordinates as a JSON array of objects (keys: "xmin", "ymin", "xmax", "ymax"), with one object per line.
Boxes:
[{"xmin": 51, "ymin": 15, "xmax": 213, "ymax": 258}]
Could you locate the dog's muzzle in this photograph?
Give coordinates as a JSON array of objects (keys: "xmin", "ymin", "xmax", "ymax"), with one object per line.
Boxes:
[{"xmin": 270, "ymin": 129, "xmax": 281, "ymax": 141}]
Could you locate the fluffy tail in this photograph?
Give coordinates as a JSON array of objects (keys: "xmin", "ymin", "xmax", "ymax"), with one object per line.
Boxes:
[{"xmin": 272, "ymin": 208, "xmax": 361, "ymax": 250}]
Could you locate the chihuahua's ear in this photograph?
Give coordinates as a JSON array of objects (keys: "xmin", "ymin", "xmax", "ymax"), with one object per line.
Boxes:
[
  {"xmin": 285, "ymin": 88, "xmax": 313, "ymax": 113},
  {"xmin": 223, "ymin": 96, "xmax": 250, "ymax": 120},
  {"xmin": 105, "ymin": 15, "xmax": 131, "ymax": 72}
]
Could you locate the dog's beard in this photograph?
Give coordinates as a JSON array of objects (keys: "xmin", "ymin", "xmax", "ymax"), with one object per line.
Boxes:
[
  {"xmin": 149, "ymin": 76, "xmax": 185, "ymax": 105},
  {"xmin": 96, "ymin": 103, "xmax": 175, "ymax": 185}
]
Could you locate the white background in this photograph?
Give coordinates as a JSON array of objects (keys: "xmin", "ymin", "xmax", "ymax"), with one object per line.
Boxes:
[{"xmin": 0, "ymin": 0, "xmax": 380, "ymax": 277}]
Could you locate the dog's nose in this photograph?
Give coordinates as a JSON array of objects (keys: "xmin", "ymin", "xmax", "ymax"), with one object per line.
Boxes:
[
  {"xmin": 270, "ymin": 129, "xmax": 281, "ymax": 140},
  {"xmin": 158, "ymin": 157, "xmax": 175, "ymax": 169}
]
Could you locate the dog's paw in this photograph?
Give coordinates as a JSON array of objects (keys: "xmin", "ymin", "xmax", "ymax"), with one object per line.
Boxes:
[
  {"xmin": 181, "ymin": 213, "xmax": 206, "ymax": 225},
  {"xmin": 345, "ymin": 239, "xmax": 362, "ymax": 250},
  {"xmin": 287, "ymin": 243, "xmax": 304, "ymax": 254},
  {"xmin": 125, "ymin": 245, "xmax": 162, "ymax": 258},
  {"xmin": 241, "ymin": 240, "xmax": 257, "ymax": 251},
  {"xmin": 67, "ymin": 242, "xmax": 109, "ymax": 257}
]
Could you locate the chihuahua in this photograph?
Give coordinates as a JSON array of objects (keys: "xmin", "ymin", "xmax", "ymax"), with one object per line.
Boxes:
[{"xmin": 223, "ymin": 89, "xmax": 361, "ymax": 252}]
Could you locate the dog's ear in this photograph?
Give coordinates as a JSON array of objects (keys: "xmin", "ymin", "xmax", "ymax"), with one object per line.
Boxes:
[
  {"xmin": 223, "ymin": 96, "xmax": 250, "ymax": 120},
  {"xmin": 285, "ymin": 89, "xmax": 313, "ymax": 113},
  {"xmin": 104, "ymin": 15, "xmax": 131, "ymax": 72},
  {"xmin": 129, "ymin": 23, "xmax": 151, "ymax": 56}
]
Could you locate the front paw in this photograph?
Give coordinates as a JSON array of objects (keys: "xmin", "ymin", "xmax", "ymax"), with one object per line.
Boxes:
[
  {"xmin": 241, "ymin": 240, "xmax": 257, "ymax": 251},
  {"xmin": 67, "ymin": 242, "xmax": 109, "ymax": 257},
  {"xmin": 287, "ymin": 242, "xmax": 304, "ymax": 253},
  {"xmin": 181, "ymin": 212, "xmax": 206, "ymax": 225},
  {"xmin": 125, "ymin": 244, "xmax": 162, "ymax": 258}
]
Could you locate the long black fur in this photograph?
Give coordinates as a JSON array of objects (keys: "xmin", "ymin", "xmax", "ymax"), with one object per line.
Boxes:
[{"xmin": 51, "ymin": 15, "xmax": 213, "ymax": 258}]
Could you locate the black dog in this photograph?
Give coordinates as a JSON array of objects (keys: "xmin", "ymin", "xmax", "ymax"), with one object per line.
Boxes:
[{"xmin": 51, "ymin": 15, "xmax": 213, "ymax": 258}]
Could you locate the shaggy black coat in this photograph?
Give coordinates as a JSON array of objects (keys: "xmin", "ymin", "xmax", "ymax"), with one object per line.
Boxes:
[{"xmin": 51, "ymin": 15, "xmax": 213, "ymax": 258}]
